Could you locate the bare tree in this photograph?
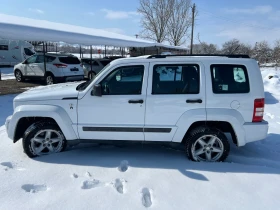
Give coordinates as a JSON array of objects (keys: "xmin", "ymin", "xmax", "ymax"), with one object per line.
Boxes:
[
  {"xmin": 272, "ymin": 40, "xmax": 280, "ymax": 64},
  {"xmin": 166, "ymin": 0, "xmax": 192, "ymax": 46},
  {"xmin": 221, "ymin": 39, "xmax": 252, "ymax": 55},
  {"xmin": 193, "ymin": 34, "xmax": 219, "ymax": 54},
  {"xmin": 138, "ymin": 0, "xmax": 174, "ymax": 43},
  {"xmin": 222, "ymin": 39, "xmax": 241, "ymax": 54},
  {"xmin": 253, "ymin": 41, "xmax": 272, "ymax": 64}
]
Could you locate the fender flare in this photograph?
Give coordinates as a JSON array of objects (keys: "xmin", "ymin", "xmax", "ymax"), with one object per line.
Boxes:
[
  {"xmin": 8, "ymin": 105, "xmax": 78, "ymax": 142},
  {"xmin": 172, "ymin": 108, "xmax": 246, "ymax": 146},
  {"xmin": 172, "ymin": 108, "xmax": 206, "ymax": 142}
]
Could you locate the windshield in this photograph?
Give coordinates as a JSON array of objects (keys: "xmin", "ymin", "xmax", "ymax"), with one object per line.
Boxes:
[
  {"xmin": 76, "ymin": 63, "xmax": 111, "ymax": 91},
  {"xmin": 24, "ymin": 48, "xmax": 35, "ymax": 56}
]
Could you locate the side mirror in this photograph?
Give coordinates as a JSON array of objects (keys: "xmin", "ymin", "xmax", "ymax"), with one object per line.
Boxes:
[{"xmin": 91, "ymin": 84, "xmax": 102, "ymax": 97}]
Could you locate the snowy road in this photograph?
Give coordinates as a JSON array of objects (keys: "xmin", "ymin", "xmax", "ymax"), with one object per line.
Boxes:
[{"xmin": 0, "ymin": 68, "xmax": 279, "ymax": 210}]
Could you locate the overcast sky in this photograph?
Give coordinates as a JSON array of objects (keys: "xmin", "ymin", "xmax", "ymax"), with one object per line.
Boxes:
[{"xmin": 1, "ymin": 0, "xmax": 280, "ymax": 47}]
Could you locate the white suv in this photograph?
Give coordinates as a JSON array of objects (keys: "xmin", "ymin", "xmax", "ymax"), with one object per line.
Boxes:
[
  {"xmin": 14, "ymin": 53, "xmax": 84, "ymax": 85},
  {"xmin": 5, "ymin": 55, "xmax": 268, "ymax": 162}
]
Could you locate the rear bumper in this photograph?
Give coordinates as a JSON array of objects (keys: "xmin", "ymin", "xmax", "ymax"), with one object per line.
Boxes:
[
  {"xmin": 56, "ymin": 75, "xmax": 84, "ymax": 83},
  {"xmin": 243, "ymin": 121, "xmax": 268, "ymax": 144}
]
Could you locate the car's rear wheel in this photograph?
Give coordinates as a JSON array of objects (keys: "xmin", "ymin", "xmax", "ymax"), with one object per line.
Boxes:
[
  {"xmin": 88, "ymin": 71, "xmax": 96, "ymax": 80},
  {"xmin": 22, "ymin": 121, "xmax": 67, "ymax": 158},
  {"xmin": 15, "ymin": 70, "xmax": 24, "ymax": 82},
  {"xmin": 45, "ymin": 74, "xmax": 55, "ymax": 85},
  {"xmin": 185, "ymin": 126, "xmax": 230, "ymax": 162}
]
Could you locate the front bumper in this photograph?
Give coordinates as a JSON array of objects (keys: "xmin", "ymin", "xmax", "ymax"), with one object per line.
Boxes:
[
  {"xmin": 5, "ymin": 115, "xmax": 13, "ymax": 141},
  {"xmin": 243, "ymin": 120, "xmax": 268, "ymax": 144}
]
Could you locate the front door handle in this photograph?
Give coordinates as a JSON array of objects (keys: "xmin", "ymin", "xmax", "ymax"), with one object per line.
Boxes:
[
  {"xmin": 186, "ymin": 99, "xmax": 203, "ymax": 103},
  {"xmin": 128, "ymin": 99, "xmax": 144, "ymax": 104}
]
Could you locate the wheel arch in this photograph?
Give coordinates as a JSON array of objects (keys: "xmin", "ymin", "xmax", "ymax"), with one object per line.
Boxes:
[
  {"xmin": 173, "ymin": 108, "xmax": 246, "ymax": 147},
  {"xmin": 14, "ymin": 117, "xmax": 59, "ymax": 143},
  {"xmin": 8, "ymin": 105, "xmax": 78, "ymax": 143},
  {"xmin": 181, "ymin": 121, "xmax": 238, "ymax": 145}
]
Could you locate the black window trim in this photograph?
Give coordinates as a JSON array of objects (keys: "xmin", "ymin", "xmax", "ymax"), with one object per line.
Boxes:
[
  {"xmin": 100, "ymin": 65, "xmax": 145, "ymax": 95},
  {"xmin": 210, "ymin": 64, "xmax": 250, "ymax": 94},
  {"xmin": 152, "ymin": 63, "xmax": 200, "ymax": 95},
  {"xmin": 0, "ymin": 44, "xmax": 9, "ymax": 51}
]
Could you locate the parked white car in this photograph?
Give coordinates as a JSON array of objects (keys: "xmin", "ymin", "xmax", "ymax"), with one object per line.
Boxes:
[
  {"xmin": 5, "ymin": 54, "xmax": 268, "ymax": 162},
  {"xmin": 80, "ymin": 58, "xmax": 111, "ymax": 80},
  {"xmin": 14, "ymin": 53, "xmax": 84, "ymax": 85}
]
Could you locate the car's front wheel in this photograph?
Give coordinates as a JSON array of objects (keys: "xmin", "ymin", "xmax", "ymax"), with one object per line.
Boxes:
[
  {"xmin": 185, "ymin": 126, "xmax": 230, "ymax": 162},
  {"xmin": 22, "ymin": 121, "xmax": 67, "ymax": 158},
  {"xmin": 15, "ymin": 70, "xmax": 24, "ymax": 82}
]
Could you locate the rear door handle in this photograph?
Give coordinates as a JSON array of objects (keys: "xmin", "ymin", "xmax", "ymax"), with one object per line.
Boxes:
[
  {"xmin": 186, "ymin": 99, "xmax": 203, "ymax": 103},
  {"xmin": 128, "ymin": 99, "xmax": 144, "ymax": 104}
]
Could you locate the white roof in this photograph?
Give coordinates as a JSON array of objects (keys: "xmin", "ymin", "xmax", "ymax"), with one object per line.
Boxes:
[{"xmin": 0, "ymin": 13, "xmax": 187, "ymax": 50}]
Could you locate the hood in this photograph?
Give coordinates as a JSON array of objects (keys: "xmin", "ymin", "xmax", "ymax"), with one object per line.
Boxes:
[{"xmin": 14, "ymin": 82, "xmax": 80, "ymax": 102}]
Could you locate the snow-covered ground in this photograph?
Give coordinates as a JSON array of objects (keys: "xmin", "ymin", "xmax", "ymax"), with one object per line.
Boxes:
[
  {"xmin": 0, "ymin": 68, "xmax": 279, "ymax": 210},
  {"xmin": 0, "ymin": 67, "xmax": 14, "ymax": 80}
]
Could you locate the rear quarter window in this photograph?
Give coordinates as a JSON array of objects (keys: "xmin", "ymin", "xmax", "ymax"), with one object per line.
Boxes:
[
  {"xmin": 210, "ymin": 64, "xmax": 250, "ymax": 94},
  {"xmin": 59, "ymin": 57, "xmax": 80, "ymax": 64}
]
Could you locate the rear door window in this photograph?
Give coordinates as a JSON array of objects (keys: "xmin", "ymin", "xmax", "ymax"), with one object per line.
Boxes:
[
  {"xmin": 210, "ymin": 64, "xmax": 250, "ymax": 93},
  {"xmin": 152, "ymin": 64, "xmax": 199, "ymax": 94},
  {"xmin": 36, "ymin": 55, "xmax": 44, "ymax": 63},
  {"xmin": 59, "ymin": 57, "xmax": 80, "ymax": 64},
  {"xmin": 46, "ymin": 56, "xmax": 56, "ymax": 63}
]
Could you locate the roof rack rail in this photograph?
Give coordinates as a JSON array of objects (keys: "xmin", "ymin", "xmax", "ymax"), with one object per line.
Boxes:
[{"xmin": 147, "ymin": 54, "xmax": 250, "ymax": 59}]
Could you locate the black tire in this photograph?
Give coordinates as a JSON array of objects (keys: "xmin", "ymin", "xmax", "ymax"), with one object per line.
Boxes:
[
  {"xmin": 22, "ymin": 121, "xmax": 67, "ymax": 158},
  {"xmin": 15, "ymin": 69, "xmax": 25, "ymax": 82},
  {"xmin": 88, "ymin": 71, "xmax": 96, "ymax": 80},
  {"xmin": 45, "ymin": 74, "xmax": 55, "ymax": 85},
  {"xmin": 185, "ymin": 126, "xmax": 230, "ymax": 162}
]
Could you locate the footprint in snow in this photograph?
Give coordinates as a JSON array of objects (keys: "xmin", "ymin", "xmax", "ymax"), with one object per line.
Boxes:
[
  {"xmin": 22, "ymin": 184, "xmax": 48, "ymax": 193},
  {"xmin": 141, "ymin": 188, "xmax": 153, "ymax": 208},
  {"xmin": 81, "ymin": 179, "xmax": 104, "ymax": 189},
  {"xmin": 71, "ymin": 173, "xmax": 79, "ymax": 178},
  {"xmin": 113, "ymin": 178, "xmax": 126, "ymax": 194},
  {"xmin": 266, "ymin": 113, "xmax": 275, "ymax": 119},
  {"xmin": 85, "ymin": 171, "xmax": 92, "ymax": 177},
  {"xmin": 118, "ymin": 160, "xmax": 129, "ymax": 172},
  {"xmin": 1, "ymin": 162, "xmax": 25, "ymax": 171}
]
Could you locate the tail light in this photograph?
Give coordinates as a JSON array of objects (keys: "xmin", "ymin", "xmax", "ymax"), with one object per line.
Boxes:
[
  {"xmin": 252, "ymin": 98, "xmax": 264, "ymax": 122},
  {"xmin": 53, "ymin": 64, "xmax": 67, "ymax": 68}
]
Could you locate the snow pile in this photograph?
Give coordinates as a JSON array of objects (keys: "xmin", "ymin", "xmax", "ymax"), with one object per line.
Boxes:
[{"xmin": 0, "ymin": 68, "xmax": 279, "ymax": 209}]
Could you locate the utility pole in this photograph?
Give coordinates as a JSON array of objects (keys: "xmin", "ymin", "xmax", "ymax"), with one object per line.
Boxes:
[{"xmin": 190, "ymin": 3, "xmax": 196, "ymax": 55}]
